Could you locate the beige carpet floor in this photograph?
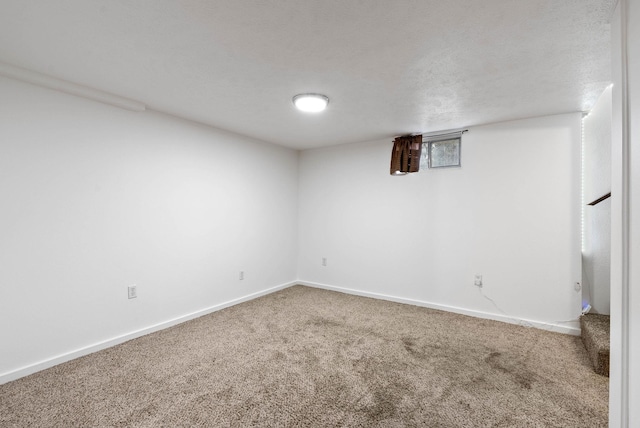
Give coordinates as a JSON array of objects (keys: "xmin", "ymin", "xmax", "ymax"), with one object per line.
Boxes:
[{"xmin": 0, "ymin": 285, "xmax": 608, "ymax": 427}]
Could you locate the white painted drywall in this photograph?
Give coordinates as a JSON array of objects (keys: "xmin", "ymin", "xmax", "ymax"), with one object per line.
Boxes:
[
  {"xmin": 628, "ymin": 1, "xmax": 640, "ymax": 421},
  {"xmin": 0, "ymin": 76, "xmax": 298, "ymax": 381},
  {"xmin": 582, "ymin": 86, "xmax": 612, "ymax": 315},
  {"xmin": 610, "ymin": 0, "xmax": 639, "ymax": 425},
  {"xmin": 298, "ymin": 113, "xmax": 582, "ymax": 332}
]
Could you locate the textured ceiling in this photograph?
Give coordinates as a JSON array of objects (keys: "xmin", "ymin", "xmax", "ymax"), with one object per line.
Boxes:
[{"xmin": 0, "ymin": 0, "xmax": 616, "ymax": 149}]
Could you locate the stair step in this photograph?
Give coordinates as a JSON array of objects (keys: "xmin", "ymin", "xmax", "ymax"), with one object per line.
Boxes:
[{"xmin": 580, "ymin": 313, "xmax": 610, "ymax": 377}]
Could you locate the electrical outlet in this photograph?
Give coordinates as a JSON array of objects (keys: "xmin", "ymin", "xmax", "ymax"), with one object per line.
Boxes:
[
  {"xmin": 322, "ymin": 257, "xmax": 327, "ymax": 266},
  {"xmin": 239, "ymin": 271, "xmax": 244, "ymax": 280},
  {"xmin": 474, "ymin": 275, "xmax": 483, "ymax": 287},
  {"xmin": 128, "ymin": 285, "xmax": 137, "ymax": 299}
]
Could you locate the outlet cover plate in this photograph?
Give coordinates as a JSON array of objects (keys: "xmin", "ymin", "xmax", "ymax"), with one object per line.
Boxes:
[
  {"xmin": 474, "ymin": 275, "xmax": 483, "ymax": 287},
  {"xmin": 128, "ymin": 285, "xmax": 137, "ymax": 299}
]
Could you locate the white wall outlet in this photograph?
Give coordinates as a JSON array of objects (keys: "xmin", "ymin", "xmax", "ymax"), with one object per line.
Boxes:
[
  {"xmin": 239, "ymin": 271, "xmax": 244, "ymax": 280},
  {"xmin": 574, "ymin": 282, "xmax": 582, "ymax": 292},
  {"xmin": 474, "ymin": 275, "xmax": 483, "ymax": 287},
  {"xmin": 128, "ymin": 285, "xmax": 137, "ymax": 299},
  {"xmin": 322, "ymin": 257, "xmax": 327, "ymax": 267}
]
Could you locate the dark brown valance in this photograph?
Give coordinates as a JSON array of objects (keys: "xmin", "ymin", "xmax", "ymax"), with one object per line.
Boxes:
[{"xmin": 390, "ymin": 135, "xmax": 422, "ymax": 175}]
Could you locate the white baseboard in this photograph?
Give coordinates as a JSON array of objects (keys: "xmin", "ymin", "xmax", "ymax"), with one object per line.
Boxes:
[
  {"xmin": 0, "ymin": 281, "xmax": 297, "ymax": 385},
  {"xmin": 297, "ymin": 280, "xmax": 581, "ymax": 336},
  {"xmin": 2, "ymin": 279, "xmax": 580, "ymax": 385}
]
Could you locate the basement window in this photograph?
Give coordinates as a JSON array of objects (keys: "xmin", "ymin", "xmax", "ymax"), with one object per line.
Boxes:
[{"xmin": 420, "ymin": 133, "xmax": 463, "ymax": 169}]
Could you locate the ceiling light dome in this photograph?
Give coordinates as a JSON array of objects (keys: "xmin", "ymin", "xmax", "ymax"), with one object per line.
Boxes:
[{"xmin": 293, "ymin": 93, "xmax": 329, "ymax": 113}]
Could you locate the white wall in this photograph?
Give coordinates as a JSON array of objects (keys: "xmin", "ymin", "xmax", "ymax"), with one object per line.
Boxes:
[
  {"xmin": 0, "ymin": 77, "xmax": 298, "ymax": 382},
  {"xmin": 610, "ymin": 0, "xmax": 639, "ymax": 425},
  {"xmin": 629, "ymin": 3, "xmax": 640, "ymax": 420},
  {"xmin": 298, "ymin": 113, "xmax": 582, "ymax": 333},
  {"xmin": 582, "ymin": 86, "xmax": 612, "ymax": 314}
]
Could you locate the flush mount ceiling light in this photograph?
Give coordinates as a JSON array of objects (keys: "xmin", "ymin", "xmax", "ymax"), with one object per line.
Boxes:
[{"xmin": 292, "ymin": 93, "xmax": 329, "ymax": 113}]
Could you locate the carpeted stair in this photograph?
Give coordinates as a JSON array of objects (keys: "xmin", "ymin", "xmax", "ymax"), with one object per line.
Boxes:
[{"xmin": 580, "ymin": 313, "xmax": 610, "ymax": 377}]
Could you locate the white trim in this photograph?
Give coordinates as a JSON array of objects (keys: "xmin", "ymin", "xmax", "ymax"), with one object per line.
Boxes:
[
  {"xmin": 0, "ymin": 281, "xmax": 297, "ymax": 385},
  {"xmin": 618, "ymin": 0, "xmax": 631, "ymax": 425},
  {"xmin": 0, "ymin": 62, "xmax": 146, "ymax": 112},
  {"xmin": 298, "ymin": 280, "xmax": 581, "ymax": 336}
]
